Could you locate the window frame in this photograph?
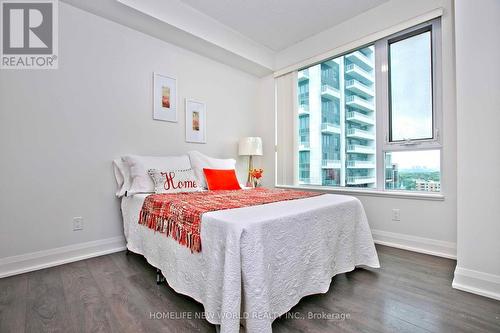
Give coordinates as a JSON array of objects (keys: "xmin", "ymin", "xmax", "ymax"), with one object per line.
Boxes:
[
  {"xmin": 377, "ymin": 18, "xmax": 443, "ymax": 153},
  {"xmin": 375, "ymin": 18, "xmax": 442, "ymax": 193},
  {"xmin": 382, "ymin": 149, "xmax": 442, "ymax": 192},
  {"xmin": 388, "ymin": 27, "xmax": 434, "ymax": 143},
  {"xmin": 292, "ymin": 18, "xmax": 443, "ymax": 195}
]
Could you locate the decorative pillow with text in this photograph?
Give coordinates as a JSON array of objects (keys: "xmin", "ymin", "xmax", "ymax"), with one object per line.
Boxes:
[{"xmin": 148, "ymin": 168, "xmax": 203, "ymax": 194}]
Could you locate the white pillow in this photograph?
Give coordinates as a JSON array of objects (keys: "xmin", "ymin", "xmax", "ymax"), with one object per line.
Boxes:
[
  {"xmin": 122, "ymin": 155, "xmax": 191, "ymax": 194},
  {"xmin": 148, "ymin": 168, "xmax": 203, "ymax": 194},
  {"xmin": 112, "ymin": 159, "xmax": 131, "ymax": 197},
  {"xmin": 187, "ymin": 150, "xmax": 236, "ymax": 189}
]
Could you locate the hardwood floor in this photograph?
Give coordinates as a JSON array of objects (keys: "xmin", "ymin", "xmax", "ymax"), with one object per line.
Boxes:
[{"xmin": 0, "ymin": 245, "xmax": 499, "ymax": 332}]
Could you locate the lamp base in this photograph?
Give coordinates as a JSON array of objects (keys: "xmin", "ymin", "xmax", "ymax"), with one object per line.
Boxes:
[{"xmin": 246, "ymin": 155, "xmax": 254, "ymax": 188}]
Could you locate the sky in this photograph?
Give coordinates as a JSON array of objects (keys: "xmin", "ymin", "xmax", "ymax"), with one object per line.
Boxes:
[
  {"xmin": 390, "ymin": 31, "xmax": 433, "ymax": 141},
  {"xmin": 389, "ymin": 150, "xmax": 440, "ymax": 171},
  {"xmin": 388, "ymin": 32, "xmax": 439, "ymax": 172}
]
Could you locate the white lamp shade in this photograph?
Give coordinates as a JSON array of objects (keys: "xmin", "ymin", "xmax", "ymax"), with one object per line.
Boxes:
[{"xmin": 238, "ymin": 137, "xmax": 263, "ymax": 156}]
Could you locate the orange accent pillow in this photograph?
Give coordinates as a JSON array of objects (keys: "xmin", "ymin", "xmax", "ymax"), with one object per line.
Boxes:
[{"xmin": 203, "ymin": 168, "xmax": 241, "ymax": 190}]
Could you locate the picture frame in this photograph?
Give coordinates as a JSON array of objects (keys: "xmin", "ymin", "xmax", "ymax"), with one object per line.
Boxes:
[
  {"xmin": 153, "ymin": 72, "xmax": 177, "ymax": 122},
  {"xmin": 185, "ymin": 99, "xmax": 206, "ymax": 144}
]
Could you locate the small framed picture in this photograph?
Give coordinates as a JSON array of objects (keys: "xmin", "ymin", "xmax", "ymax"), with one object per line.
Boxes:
[
  {"xmin": 185, "ymin": 99, "xmax": 206, "ymax": 144},
  {"xmin": 153, "ymin": 72, "xmax": 177, "ymax": 122}
]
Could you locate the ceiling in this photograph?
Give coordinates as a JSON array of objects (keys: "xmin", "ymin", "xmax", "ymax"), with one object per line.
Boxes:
[
  {"xmin": 62, "ymin": 0, "xmax": 391, "ymax": 76},
  {"xmin": 179, "ymin": 0, "xmax": 389, "ymax": 51}
]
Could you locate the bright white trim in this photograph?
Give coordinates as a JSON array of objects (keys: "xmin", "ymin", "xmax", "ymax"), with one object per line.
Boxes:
[
  {"xmin": 0, "ymin": 236, "xmax": 126, "ymax": 278},
  {"xmin": 274, "ymin": 8, "xmax": 443, "ymax": 77},
  {"xmin": 453, "ymin": 267, "xmax": 500, "ymax": 301},
  {"xmin": 275, "ymin": 184, "xmax": 445, "ymax": 201},
  {"xmin": 115, "ymin": 0, "xmax": 274, "ymax": 70},
  {"xmin": 371, "ymin": 229, "xmax": 456, "ymax": 259}
]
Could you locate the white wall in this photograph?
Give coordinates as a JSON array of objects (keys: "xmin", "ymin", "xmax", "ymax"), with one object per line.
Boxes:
[
  {"xmin": 0, "ymin": 3, "xmax": 259, "ymax": 268},
  {"xmin": 262, "ymin": 0, "xmax": 458, "ymax": 257},
  {"xmin": 275, "ymin": 0, "xmax": 452, "ymax": 70},
  {"xmin": 452, "ymin": 0, "xmax": 500, "ymax": 300}
]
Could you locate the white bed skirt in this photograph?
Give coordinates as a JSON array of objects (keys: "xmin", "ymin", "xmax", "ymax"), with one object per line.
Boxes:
[{"xmin": 122, "ymin": 193, "xmax": 380, "ymax": 333}]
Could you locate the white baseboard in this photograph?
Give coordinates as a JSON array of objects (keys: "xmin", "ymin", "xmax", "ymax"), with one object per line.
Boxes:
[
  {"xmin": 371, "ymin": 229, "xmax": 457, "ymax": 259},
  {"xmin": 453, "ymin": 267, "xmax": 500, "ymax": 301},
  {"xmin": 372, "ymin": 230, "xmax": 500, "ymax": 301},
  {"xmin": 0, "ymin": 236, "xmax": 126, "ymax": 278}
]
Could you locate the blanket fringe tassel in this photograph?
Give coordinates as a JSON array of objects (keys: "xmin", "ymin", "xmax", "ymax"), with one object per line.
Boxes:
[{"xmin": 139, "ymin": 211, "xmax": 201, "ymax": 253}]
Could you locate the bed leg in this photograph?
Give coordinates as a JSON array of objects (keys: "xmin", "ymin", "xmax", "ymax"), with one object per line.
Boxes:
[
  {"xmin": 156, "ymin": 268, "xmax": 165, "ymax": 284},
  {"xmin": 215, "ymin": 325, "xmax": 220, "ymax": 333}
]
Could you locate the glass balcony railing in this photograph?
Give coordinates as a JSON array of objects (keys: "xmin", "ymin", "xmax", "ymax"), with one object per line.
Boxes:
[
  {"xmin": 346, "ymin": 95, "xmax": 375, "ymax": 112},
  {"xmin": 347, "ymin": 160, "xmax": 376, "ymax": 168},
  {"xmin": 298, "ymin": 104, "xmax": 309, "ymax": 114},
  {"xmin": 345, "ymin": 63, "xmax": 374, "ymax": 84},
  {"xmin": 322, "ymin": 159, "xmax": 342, "ymax": 169},
  {"xmin": 347, "ymin": 175, "xmax": 376, "ymax": 185},
  {"xmin": 321, "ymin": 122, "xmax": 341, "ymax": 133},
  {"xmin": 321, "ymin": 84, "xmax": 340, "ymax": 100},
  {"xmin": 345, "ymin": 79, "xmax": 371, "ymax": 90},
  {"xmin": 322, "ymin": 179, "xmax": 338, "ymax": 186},
  {"xmin": 346, "ymin": 128, "xmax": 375, "ymax": 140},
  {"xmin": 345, "ymin": 51, "xmax": 374, "ymax": 71},
  {"xmin": 299, "ymin": 142, "xmax": 310, "ymax": 150},
  {"xmin": 347, "ymin": 144, "xmax": 376, "ymax": 154},
  {"xmin": 346, "ymin": 110, "xmax": 375, "ymax": 125},
  {"xmin": 345, "ymin": 79, "xmax": 374, "ymax": 98}
]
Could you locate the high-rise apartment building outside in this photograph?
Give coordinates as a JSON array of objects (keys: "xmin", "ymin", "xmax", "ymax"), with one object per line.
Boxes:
[{"xmin": 298, "ymin": 46, "xmax": 376, "ymax": 188}]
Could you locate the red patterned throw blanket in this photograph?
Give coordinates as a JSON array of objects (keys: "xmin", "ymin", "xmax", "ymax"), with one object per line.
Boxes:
[{"xmin": 138, "ymin": 188, "xmax": 322, "ymax": 253}]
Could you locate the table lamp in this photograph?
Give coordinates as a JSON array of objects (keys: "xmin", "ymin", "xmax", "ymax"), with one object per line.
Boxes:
[{"xmin": 238, "ymin": 137, "xmax": 263, "ymax": 187}]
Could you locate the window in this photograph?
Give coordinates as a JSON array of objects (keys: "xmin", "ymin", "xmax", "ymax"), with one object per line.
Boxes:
[
  {"xmin": 298, "ymin": 80, "xmax": 309, "ymax": 111},
  {"xmin": 299, "ymin": 115, "xmax": 310, "ymax": 146},
  {"xmin": 299, "ymin": 151, "xmax": 310, "ymax": 182},
  {"xmin": 385, "ymin": 150, "xmax": 440, "ymax": 191},
  {"xmin": 321, "ymin": 62, "xmax": 340, "ymax": 90},
  {"xmin": 322, "ymin": 134, "xmax": 340, "ymax": 161},
  {"xmin": 295, "ymin": 18, "xmax": 442, "ymax": 193},
  {"xmin": 381, "ymin": 19, "xmax": 442, "ymax": 192},
  {"xmin": 322, "ymin": 100, "xmax": 340, "ymax": 125},
  {"xmin": 297, "ymin": 44, "xmax": 376, "ymax": 188}
]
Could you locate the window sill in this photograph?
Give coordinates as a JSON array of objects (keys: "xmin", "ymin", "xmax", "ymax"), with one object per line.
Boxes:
[{"xmin": 275, "ymin": 184, "xmax": 445, "ymax": 201}]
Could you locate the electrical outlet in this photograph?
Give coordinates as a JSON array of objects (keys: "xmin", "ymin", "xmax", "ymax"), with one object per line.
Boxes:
[
  {"xmin": 73, "ymin": 217, "xmax": 84, "ymax": 231},
  {"xmin": 392, "ymin": 209, "xmax": 401, "ymax": 221}
]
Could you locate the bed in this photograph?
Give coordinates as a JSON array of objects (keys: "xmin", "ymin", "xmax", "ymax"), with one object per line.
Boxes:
[{"xmin": 120, "ymin": 189, "xmax": 379, "ymax": 333}]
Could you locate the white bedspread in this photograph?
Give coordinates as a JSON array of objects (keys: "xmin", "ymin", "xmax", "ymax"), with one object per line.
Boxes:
[{"xmin": 122, "ymin": 193, "xmax": 379, "ymax": 333}]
